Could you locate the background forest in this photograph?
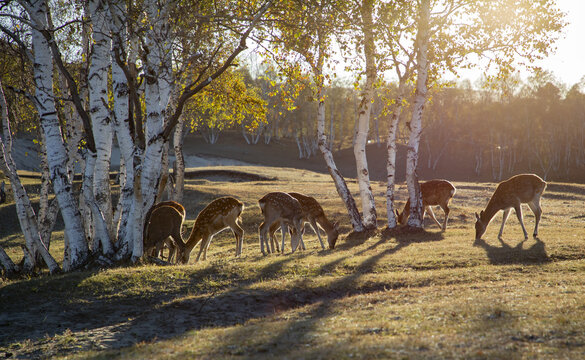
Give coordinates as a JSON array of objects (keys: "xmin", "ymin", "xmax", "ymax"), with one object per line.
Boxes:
[{"xmin": 194, "ymin": 69, "xmax": 585, "ymax": 184}]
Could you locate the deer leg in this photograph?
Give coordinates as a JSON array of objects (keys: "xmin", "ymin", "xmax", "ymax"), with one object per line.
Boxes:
[
  {"xmin": 290, "ymin": 219, "xmax": 303, "ymax": 253},
  {"xmin": 310, "ymin": 218, "xmax": 326, "ymax": 250},
  {"xmin": 203, "ymin": 235, "xmax": 214, "ymax": 260},
  {"xmin": 513, "ymin": 204, "xmax": 529, "ymax": 239},
  {"xmin": 440, "ymin": 204, "xmax": 451, "ymax": 231},
  {"xmin": 426, "ymin": 206, "xmax": 442, "ymax": 230},
  {"xmin": 298, "ymin": 223, "xmax": 306, "ymax": 251},
  {"xmin": 229, "ymin": 219, "xmax": 244, "ymax": 257},
  {"xmin": 527, "ymin": 199, "xmax": 542, "ymax": 238},
  {"xmin": 498, "ymin": 208, "xmax": 512, "ymax": 240},
  {"xmin": 196, "ymin": 235, "xmax": 211, "ymax": 262},
  {"xmin": 154, "ymin": 237, "xmax": 168, "ymax": 259},
  {"xmin": 280, "ymin": 221, "xmax": 287, "ymax": 254},
  {"xmin": 259, "ymin": 222, "xmax": 268, "ymax": 256},
  {"xmin": 268, "ymin": 221, "xmax": 279, "ymax": 253}
]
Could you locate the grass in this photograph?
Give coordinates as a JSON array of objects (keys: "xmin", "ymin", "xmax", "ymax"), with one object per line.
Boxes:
[{"xmin": 1, "ymin": 165, "xmax": 585, "ymax": 359}]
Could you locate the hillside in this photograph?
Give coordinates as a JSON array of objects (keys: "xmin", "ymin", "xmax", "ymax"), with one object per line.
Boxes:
[{"xmin": 181, "ymin": 132, "xmax": 585, "ymax": 184}]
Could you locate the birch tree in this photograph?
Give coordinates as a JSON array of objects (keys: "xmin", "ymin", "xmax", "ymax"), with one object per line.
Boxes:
[
  {"xmin": 0, "ymin": 0, "xmax": 273, "ymax": 272},
  {"xmin": 397, "ymin": 0, "xmax": 565, "ymax": 229},
  {"xmin": 352, "ymin": 0, "xmax": 378, "ymax": 229},
  {"xmin": 265, "ymin": 0, "xmax": 365, "ymax": 231}
]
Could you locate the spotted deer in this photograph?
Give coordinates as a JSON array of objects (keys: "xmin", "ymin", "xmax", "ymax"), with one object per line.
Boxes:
[
  {"xmin": 258, "ymin": 192, "xmax": 304, "ymax": 255},
  {"xmin": 180, "ymin": 196, "xmax": 245, "ymax": 263},
  {"xmin": 268, "ymin": 192, "xmax": 338, "ymax": 251},
  {"xmin": 144, "ymin": 197, "xmax": 245, "ymax": 264},
  {"xmin": 396, "ymin": 179, "xmax": 456, "ymax": 231},
  {"xmin": 144, "ymin": 200, "xmax": 186, "ymax": 262},
  {"xmin": 143, "ymin": 203, "xmax": 186, "ymax": 264},
  {"xmin": 475, "ymin": 173, "xmax": 546, "ymax": 240}
]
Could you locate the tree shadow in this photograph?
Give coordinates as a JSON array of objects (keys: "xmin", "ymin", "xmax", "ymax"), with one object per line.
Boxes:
[
  {"xmin": 473, "ymin": 237, "xmax": 550, "ymax": 265},
  {"xmin": 0, "ymin": 225, "xmax": 434, "ymax": 358},
  {"xmin": 335, "ymin": 228, "xmax": 380, "ymax": 250}
]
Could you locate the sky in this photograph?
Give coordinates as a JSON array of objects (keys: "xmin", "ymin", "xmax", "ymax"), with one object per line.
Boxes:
[
  {"xmin": 535, "ymin": 0, "xmax": 585, "ymax": 86},
  {"xmin": 458, "ymin": 0, "xmax": 585, "ymax": 86}
]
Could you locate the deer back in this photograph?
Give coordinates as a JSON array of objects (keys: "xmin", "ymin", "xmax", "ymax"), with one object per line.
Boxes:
[
  {"xmin": 420, "ymin": 180, "xmax": 456, "ymax": 206},
  {"xmin": 259, "ymin": 192, "xmax": 303, "ymax": 223},
  {"xmin": 144, "ymin": 200, "xmax": 185, "ymax": 233},
  {"xmin": 144, "ymin": 205, "xmax": 185, "ymax": 251},
  {"xmin": 187, "ymin": 196, "xmax": 244, "ymax": 243},
  {"xmin": 491, "ymin": 174, "xmax": 546, "ymax": 209},
  {"xmin": 288, "ymin": 192, "xmax": 324, "ymax": 218}
]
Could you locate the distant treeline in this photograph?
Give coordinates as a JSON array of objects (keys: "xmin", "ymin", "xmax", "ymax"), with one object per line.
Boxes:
[{"xmin": 224, "ymin": 72, "xmax": 585, "ymax": 184}]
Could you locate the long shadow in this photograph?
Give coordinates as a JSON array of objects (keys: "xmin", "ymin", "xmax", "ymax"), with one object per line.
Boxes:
[
  {"xmin": 219, "ymin": 229, "xmax": 446, "ymax": 358},
  {"xmin": 1, "ymin": 229, "xmax": 444, "ymax": 358},
  {"xmin": 473, "ymin": 237, "xmax": 550, "ymax": 265}
]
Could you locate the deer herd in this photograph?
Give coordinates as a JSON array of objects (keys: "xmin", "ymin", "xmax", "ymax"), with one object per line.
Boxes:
[{"xmin": 143, "ymin": 173, "xmax": 547, "ymax": 264}]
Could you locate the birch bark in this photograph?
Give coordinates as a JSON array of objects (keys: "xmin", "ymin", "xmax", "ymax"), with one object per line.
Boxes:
[
  {"xmin": 108, "ymin": 0, "xmax": 136, "ymax": 255},
  {"xmin": 172, "ymin": 118, "xmax": 186, "ymax": 202},
  {"xmin": 317, "ymin": 86, "xmax": 364, "ymax": 231},
  {"xmin": 405, "ymin": 0, "xmax": 430, "ymax": 228},
  {"xmin": 385, "ymin": 88, "xmax": 405, "ymax": 229},
  {"xmin": 88, "ymin": 0, "xmax": 114, "ymax": 241},
  {"xmin": 25, "ymin": 0, "xmax": 89, "ymax": 270},
  {"xmin": 0, "ymin": 77, "xmax": 60, "ymax": 274},
  {"xmin": 353, "ymin": 0, "xmax": 377, "ymax": 229}
]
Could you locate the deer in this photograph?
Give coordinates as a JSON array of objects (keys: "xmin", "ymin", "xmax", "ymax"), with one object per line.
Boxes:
[
  {"xmin": 258, "ymin": 192, "xmax": 304, "ymax": 255},
  {"xmin": 144, "ymin": 197, "xmax": 245, "ymax": 264},
  {"xmin": 474, "ymin": 173, "xmax": 547, "ymax": 240},
  {"xmin": 144, "ymin": 200, "xmax": 186, "ymax": 262},
  {"xmin": 268, "ymin": 192, "xmax": 339, "ymax": 251},
  {"xmin": 143, "ymin": 204, "xmax": 186, "ymax": 264},
  {"xmin": 179, "ymin": 196, "xmax": 245, "ymax": 263},
  {"xmin": 396, "ymin": 179, "xmax": 456, "ymax": 231}
]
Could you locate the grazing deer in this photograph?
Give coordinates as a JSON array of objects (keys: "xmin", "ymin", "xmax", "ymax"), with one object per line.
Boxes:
[
  {"xmin": 396, "ymin": 179, "xmax": 456, "ymax": 231},
  {"xmin": 180, "ymin": 196, "xmax": 245, "ymax": 263},
  {"xmin": 143, "ymin": 204, "xmax": 186, "ymax": 264},
  {"xmin": 474, "ymin": 173, "xmax": 547, "ymax": 240},
  {"xmin": 268, "ymin": 192, "xmax": 339, "ymax": 251},
  {"xmin": 258, "ymin": 192, "xmax": 304, "ymax": 255},
  {"xmin": 144, "ymin": 200, "xmax": 186, "ymax": 262}
]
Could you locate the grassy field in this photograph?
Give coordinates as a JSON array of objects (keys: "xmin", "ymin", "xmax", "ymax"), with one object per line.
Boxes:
[{"xmin": 1, "ymin": 165, "xmax": 585, "ymax": 359}]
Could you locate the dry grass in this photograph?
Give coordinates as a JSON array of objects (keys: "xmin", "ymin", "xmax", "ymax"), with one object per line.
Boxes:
[{"xmin": 1, "ymin": 166, "xmax": 585, "ymax": 359}]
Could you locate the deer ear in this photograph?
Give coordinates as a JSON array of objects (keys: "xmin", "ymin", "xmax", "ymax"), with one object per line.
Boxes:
[
  {"xmin": 395, "ymin": 209, "xmax": 399, "ymax": 217},
  {"xmin": 475, "ymin": 212, "xmax": 480, "ymax": 220}
]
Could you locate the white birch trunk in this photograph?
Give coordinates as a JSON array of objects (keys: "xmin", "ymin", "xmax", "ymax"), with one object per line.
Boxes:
[
  {"xmin": 131, "ymin": 152, "xmax": 144, "ymax": 262},
  {"xmin": 353, "ymin": 0, "xmax": 377, "ymax": 229},
  {"xmin": 37, "ymin": 131, "xmax": 60, "ymax": 254},
  {"xmin": 406, "ymin": 0, "xmax": 430, "ymax": 229},
  {"xmin": 386, "ymin": 88, "xmax": 405, "ymax": 229},
  {"xmin": 89, "ymin": 0, "xmax": 114, "ymax": 241},
  {"xmin": 26, "ymin": 0, "xmax": 89, "ymax": 270},
  {"xmin": 0, "ymin": 246, "xmax": 19, "ymax": 276},
  {"xmin": 83, "ymin": 150, "xmax": 113, "ymax": 254},
  {"xmin": 172, "ymin": 118, "xmax": 186, "ymax": 202},
  {"xmin": 317, "ymin": 93, "xmax": 364, "ymax": 231},
  {"xmin": 0, "ymin": 78, "xmax": 60, "ymax": 274},
  {"xmin": 133, "ymin": 0, "xmax": 169, "ymax": 260},
  {"xmin": 108, "ymin": 0, "xmax": 137, "ymax": 258}
]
